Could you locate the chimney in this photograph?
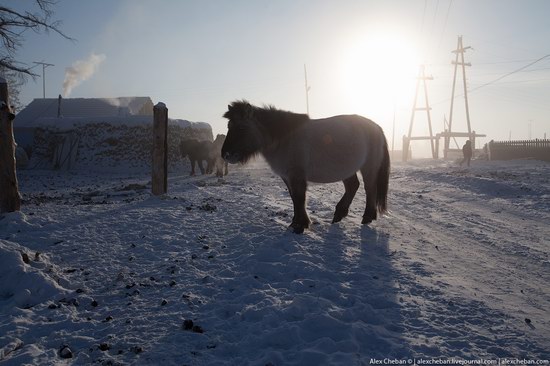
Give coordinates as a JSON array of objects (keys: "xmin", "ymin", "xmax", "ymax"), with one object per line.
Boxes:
[{"xmin": 57, "ymin": 94, "xmax": 62, "ymax": 118}]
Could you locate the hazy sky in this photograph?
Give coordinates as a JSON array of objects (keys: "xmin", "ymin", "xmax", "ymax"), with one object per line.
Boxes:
[{"xmin": 12, "ymin": 0, "xmax": 550, "ymax": 156}]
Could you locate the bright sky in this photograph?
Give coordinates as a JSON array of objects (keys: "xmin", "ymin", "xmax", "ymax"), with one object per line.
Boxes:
[{"xmin": 13, "ymin": 0, "xmax": 550, "ymax": 157}]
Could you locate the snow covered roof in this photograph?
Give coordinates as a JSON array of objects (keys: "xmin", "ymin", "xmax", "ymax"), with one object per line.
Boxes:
[{"xmin": 15, "ymin": 97, "xmax": 154, "ymax": 127}]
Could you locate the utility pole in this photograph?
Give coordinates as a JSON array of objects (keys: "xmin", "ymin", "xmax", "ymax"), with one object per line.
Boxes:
[
  {"xmin": 403, "ymin": 64, "xmax": 435, "ymax": 161},
  {"xmin": 33, "ymin": 61, "xmax": 54, "ymax": 98},
  {"xmin": 445, "ymin": 36, "xmax": 472, "ymax": 158},
  {"xmin": 304, "ymin": 64, "xmax": 311, "ymax": 115}
]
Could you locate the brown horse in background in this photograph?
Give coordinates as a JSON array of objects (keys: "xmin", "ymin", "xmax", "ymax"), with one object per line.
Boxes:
[
  {"xmin": 179, "ymin": 139, "xmax": 213, "ymax": 175},
  {"xmin": 221, "ymin": 100, "xmax": 389, "ymax": 234}
]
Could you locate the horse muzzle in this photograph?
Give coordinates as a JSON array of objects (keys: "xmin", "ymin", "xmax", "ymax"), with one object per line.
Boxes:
[{"xmin": 222, "ymin": 151, "xmax": 241, "ymax": 164}]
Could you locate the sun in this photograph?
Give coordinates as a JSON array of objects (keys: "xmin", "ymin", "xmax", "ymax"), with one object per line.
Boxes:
[{"xmin": 340, "ymin": 31, "xmax": 421, "ymax": 121}]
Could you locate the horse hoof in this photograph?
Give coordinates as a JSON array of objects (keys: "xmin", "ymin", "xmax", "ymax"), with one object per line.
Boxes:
[
  {"xmin": 288, "ymin": 223, "xmax": 305, "ymax": 234},
  {"xmin": 332, "ymin": 212, "xmax": 347, "ymax": 223},
  {"xmin": 361, "ymin": 217, "xmax": 373, "ymax": 225}
]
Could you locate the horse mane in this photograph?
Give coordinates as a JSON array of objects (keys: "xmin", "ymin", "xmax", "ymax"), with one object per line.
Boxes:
[{"xmin": 225, "ymin": 100, "xmax": 310, "ymax": 144}]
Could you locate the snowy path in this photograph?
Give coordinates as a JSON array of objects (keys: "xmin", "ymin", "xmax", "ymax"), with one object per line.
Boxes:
[{"xmin": 1, "ymin": 159, "xmax": 549, "ymax": 365}]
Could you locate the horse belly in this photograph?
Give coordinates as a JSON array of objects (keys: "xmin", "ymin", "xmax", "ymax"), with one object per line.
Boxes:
[{"xmin": 305, "ymin": 130, "xmax": 367, "ymax": 183}]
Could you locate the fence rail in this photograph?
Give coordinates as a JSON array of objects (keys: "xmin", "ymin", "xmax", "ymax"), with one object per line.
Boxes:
[{"xmin": 488, "ymin": 139, "xmax": 550, "ymax": 161}]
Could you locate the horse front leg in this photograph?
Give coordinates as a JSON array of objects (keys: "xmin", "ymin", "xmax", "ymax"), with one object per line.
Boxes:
[
  {"xmin": 284, "ymin": 177, "xmax": 310, "ymax": 234},
  {"xmin": 198, "ymin": 160, "xmax": 205, "ymax": 175},
  {"xmin": 190, "ymin": 159, "xmax": 196, "ymax": 176}
]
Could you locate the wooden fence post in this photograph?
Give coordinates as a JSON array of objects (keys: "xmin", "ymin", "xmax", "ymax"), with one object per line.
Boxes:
[
  {"xmin": 0, "ymin": 77, "xmax": 21, "ymax": 213},
  {"xmin": 152, "ymin": 102, "xmax": 168, "ymax": 196}
]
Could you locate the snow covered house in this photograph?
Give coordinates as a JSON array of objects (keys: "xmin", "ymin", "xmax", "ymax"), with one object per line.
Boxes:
[{"xmin": 14, "ymin": 97, "xmax": 212, "ymax": 170}]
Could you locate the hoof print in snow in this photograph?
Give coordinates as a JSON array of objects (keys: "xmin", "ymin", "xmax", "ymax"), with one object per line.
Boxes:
[
  {"xmin": 198, "ymin": 202, "xmax": 217, "ymax": 212},
  {"xmin": 48, "ymin": 303, "xmax": 59, "ymax": 309},
  {"xmin": 192, "ymin": 325, "xmax": 204, "ymax": 333},
  {"xmin": 525, "ymin": 318, "xmax": 532, "ymax": 324},
  {"xmin": 169, "ymin": 280, "xmax": 176, "ymax": 287},
  {"xmin": 161, "ymin": 299, "xmax": 168, "ymax": 306},
  {"xmin": 131, "ymin": 346, "xmax": 143, "ymax": 354},
  {"xmin": 59, "ymin": 298, "xmax": 79, "ymax": 307},
  {"xmin": 91, "ymin": 300, "xmax": 99, "ymax": 307},
  {"xmin": 59, "ymin": 345, "xmax": 73, "ymax": 359},
  {"xmin": 20, "ymin": 252, "xmax": 30, "ymax": 264},
  {"xmin": 98, "ymin": 343, "xmax": 110, "ymax": 351},
  {"xmin": 183, "ymin": 319, "xmax": 194, "ymax": 330},
  {"xmin": 102, "ymin": 316, "xmax": 113, "ymax": 322},
  {"xmin": 202, "ymin": 245, "xmax": 209, "ymax": 250},
  {"xmin": 126, "ymin": 289, "xmax": 140, "ymax": 296}
]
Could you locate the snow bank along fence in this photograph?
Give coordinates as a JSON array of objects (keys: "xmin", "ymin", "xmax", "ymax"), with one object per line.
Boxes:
[
  {"xmin": 488, "ymin": 139, "xmax": 550, "ymax": 162},
  {"xmin": 0, "ymin": 78, "xmax": 21, "ymax": 213}
]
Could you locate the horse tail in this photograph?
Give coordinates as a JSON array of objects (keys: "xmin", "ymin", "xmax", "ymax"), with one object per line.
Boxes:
[{"xmin": 376, "ymin": 133, "xmax": 390, "ymax": 214}]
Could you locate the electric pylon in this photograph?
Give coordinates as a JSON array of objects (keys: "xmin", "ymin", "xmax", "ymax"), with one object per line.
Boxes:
[{"xmin": 403, "ymin": 64, "xmax": 435, "ymax": 161}]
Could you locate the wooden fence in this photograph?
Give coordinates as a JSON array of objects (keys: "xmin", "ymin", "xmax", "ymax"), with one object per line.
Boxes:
[{"xmin": 488, "ymin": 139, "xmax": 550, "ymax": 162}]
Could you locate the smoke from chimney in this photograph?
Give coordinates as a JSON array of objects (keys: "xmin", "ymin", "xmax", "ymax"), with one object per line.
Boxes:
[{"xmin": 62, "ymin": 53, "xmax": 106, "ymax": 97}]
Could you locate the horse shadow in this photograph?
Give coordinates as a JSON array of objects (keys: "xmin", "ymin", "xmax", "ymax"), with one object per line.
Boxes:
[{"xmin": 318, "ymin": 223, "xmax": 410, "ymax": 358}]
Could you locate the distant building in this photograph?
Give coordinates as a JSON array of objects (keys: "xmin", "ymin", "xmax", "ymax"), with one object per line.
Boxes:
[
  {"xmin": 15, "ymin": 96, "xmax": 154, "ymax": 151},
  {"xmin": 14, "ymin": 96, "xmax": 212, "ymax": 170}
]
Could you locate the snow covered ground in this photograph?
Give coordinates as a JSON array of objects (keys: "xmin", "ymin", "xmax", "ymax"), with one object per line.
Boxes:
[{"xmin": 1, "ymin": 158, "xmax": 549, "ymax": 365}]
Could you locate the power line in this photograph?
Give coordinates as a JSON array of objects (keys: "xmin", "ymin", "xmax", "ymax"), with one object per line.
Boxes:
[
  {"xmin": 468, "ymin": 54, "xmax": 550, "ymax": 93},
  {"xmin": 432, "ymin": 53, "xmax": 550, "ymax": 106},
  {"xmin": 475, "ymin": 58, "xmax": 550, "ymax": 65},
  {"xmin": 420, "ymin": 0, "xmax": 428, "ymax": 33},
  {"xmin": 436, "ymin": 0, "xmax": 453, "ymax": 51}
]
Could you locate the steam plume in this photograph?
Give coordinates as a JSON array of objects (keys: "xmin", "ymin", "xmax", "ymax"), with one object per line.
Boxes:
[{"xmin": 63, "ymin": 53, "xmax": 106, "ymax": 96}]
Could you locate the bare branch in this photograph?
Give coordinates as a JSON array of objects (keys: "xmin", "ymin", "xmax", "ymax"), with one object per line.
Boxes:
[{"xmin": 0, "ymin": 1, "xmax": 74, "ymax": 77}]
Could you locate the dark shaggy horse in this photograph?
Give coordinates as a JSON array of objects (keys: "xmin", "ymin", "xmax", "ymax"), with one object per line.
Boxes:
[
  {"xmin": 221, "ymin": 100, "xmax": 390, "ymax": 233},
  {"xmin": 179, "ymin": 139, "xmax": 213, "ymax": 175}
]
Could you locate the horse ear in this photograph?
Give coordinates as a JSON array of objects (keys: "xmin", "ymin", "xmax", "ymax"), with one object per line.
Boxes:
[
  {"xmin": 227, "ymin": 104, "xmax": 232, "ymax": 111},
  {"xmin": 245, "ymin": 103, "xmax": 254, "ymax": 118}
]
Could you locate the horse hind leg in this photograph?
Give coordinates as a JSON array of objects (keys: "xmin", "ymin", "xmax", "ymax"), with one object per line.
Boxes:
[
  {"xmin": 361, "ymin": 169, "xmax": 378, "ymax": 224},
  {"xmin": 332, "ymin": 174, "xmax": 360, "ymax": 224},
  {"xmin": 198, "ymin": 160, "xmax": 206, "ymax": 175}
]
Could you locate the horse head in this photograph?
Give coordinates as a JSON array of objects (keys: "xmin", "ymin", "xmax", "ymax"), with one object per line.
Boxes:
[{"xmin": 221, "ymin": 101, "xmax": 263, "ymax": 164}]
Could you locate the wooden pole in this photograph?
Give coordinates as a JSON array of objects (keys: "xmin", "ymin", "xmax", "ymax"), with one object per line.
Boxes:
[
  {"xmin": 422, "ymin": 67, "xmax": 436, "ymax": 158},
  {"xmin": 0, "ymin": 77, "xmax": 21, "ymax": 213},
  {"xmin": 152, "ymin": 102, "xmax": 168, "ymax": 196},
  {"xmin": 406, "ymin": 65, "xmax": 434, "ymax": 161},
  {"xmin": 460, "ymin": 37, "xmax": 472, "ymax": 136},
  {"xmin": 447, "ymin": 36, "xmax": 472, "ymax": 158}
]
